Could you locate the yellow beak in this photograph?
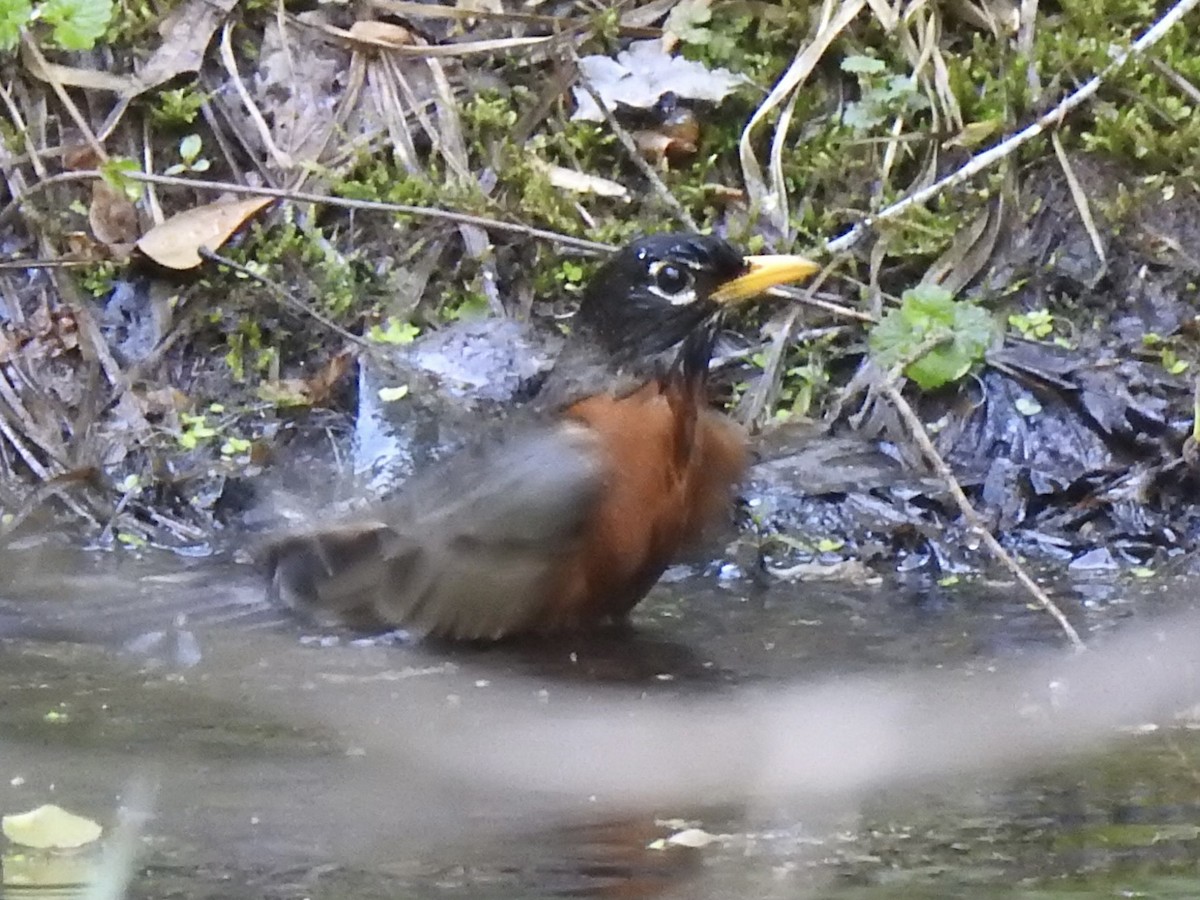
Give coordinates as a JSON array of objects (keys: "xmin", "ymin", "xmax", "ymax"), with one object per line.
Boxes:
[{"xmin": 710, "ymin": 254, "xmax": 821, "ymax": 305}]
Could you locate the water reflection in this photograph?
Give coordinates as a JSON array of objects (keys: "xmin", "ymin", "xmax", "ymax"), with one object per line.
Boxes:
[{"xmin": 2, "ymin": 552, "xmax": 1200, "ymax": 898}]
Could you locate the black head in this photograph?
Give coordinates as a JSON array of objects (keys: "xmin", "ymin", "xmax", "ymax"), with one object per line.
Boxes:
[
  {"xmin": 574, "ymin": 234, "xmax": 746, "ymax": 370},
  {"xmin": 572, "ymin": 233, "xmax": 818, "ymax": 378}
]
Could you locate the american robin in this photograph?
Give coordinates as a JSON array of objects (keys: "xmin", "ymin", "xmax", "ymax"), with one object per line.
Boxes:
[{"xmin": 265, "ymin": 233, "xmax": 818, "ymax": 640}]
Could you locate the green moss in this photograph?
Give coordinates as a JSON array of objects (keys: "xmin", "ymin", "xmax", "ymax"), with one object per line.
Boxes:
[
  {"xmin": 76, "ymin": 261, "xmax": 119, "ymax": 297},
  {"xmin": 150, "ymin": 86, "xmax": 208, "ymax": 128},
  {"xmin": 687, "ymin": 2, "xmax": 810, "ymax": 84},
  {"xmin": 103, "ymin": 0, "xmax": 184, "ymax": 46},
  {"xmin": 1028, "ymin": 0, "xmax": 1200, "ymax": 173}
]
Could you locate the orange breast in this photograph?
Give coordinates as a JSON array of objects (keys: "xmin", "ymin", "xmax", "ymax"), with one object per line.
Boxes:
[{"xmin": 544, "ymin": 381, "xmax": 748, "ymax": 628}]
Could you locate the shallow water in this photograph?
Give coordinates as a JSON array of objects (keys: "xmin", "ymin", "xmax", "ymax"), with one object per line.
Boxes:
[{"xmin": 2, "ymin": 554, "xmax": 1200, "ymax": 898}]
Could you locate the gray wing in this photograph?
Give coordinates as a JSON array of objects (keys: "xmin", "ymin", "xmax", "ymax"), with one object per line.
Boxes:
[{"xmin": 263, "ymin": 423, "xmax": 605, "ymax": 640}]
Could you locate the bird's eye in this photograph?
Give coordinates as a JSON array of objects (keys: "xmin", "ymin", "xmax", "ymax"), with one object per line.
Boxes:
[{"xmin": 653, "ymin": 263, "xmax": 692, "ymax": 296}]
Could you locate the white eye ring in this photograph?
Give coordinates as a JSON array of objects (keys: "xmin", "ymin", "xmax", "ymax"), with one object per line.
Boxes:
[{"xmin": 647, "ymin": 260, "xmax": 697, "ymax": 305}]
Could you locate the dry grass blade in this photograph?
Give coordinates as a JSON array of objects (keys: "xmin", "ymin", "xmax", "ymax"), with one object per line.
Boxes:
[
  {"xmin": 739, "ymin": 0, "xmax": 866, "ymax": 232},
  {"xmin": 321, "ymin": 23, "xmax": 555, "ymax": 58},
  {"xmin": 0, "ymin": 82, "xmax": 47, "ymax": 181},
  {"xmin": 922, "ymin": 193, "xmax": 1006, "ymax": 293},
  {"xmin": 421, "ymin": 45, "xmax": 501, "ymax": 313},
  {"xmin": 0, "ymin": 401, "xmax": 53, "ymax": 480},
  {"xmin": 18, "ymin": 45, "xmax": 138, "ymax": 94},
  {"xmin": 19, "ymin": 35, "xmax": 107, "ymax": 163},
  {"xmin": 219, "ymin": 21, "xmax": 293, "ymax": 170},
  {"xmin": 367, "ymin": 54, "xmax": 422, "ymax": 173},
  {"xmin": 1051, "ymin": 133, "xmax": 1107, "ymax": 283}
]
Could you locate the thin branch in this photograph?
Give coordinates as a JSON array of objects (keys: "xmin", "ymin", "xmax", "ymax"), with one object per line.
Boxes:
[
  {"xmin": 199, "ymin": 248, "xmax": 384, "ymax": 356},
  {"xmin": 877, "ymin": 367, "xmax": 1085, "ymax": 650},
  {"xmin": 0, "ymin": 169, "xmax": 614, "ymax": 254}
]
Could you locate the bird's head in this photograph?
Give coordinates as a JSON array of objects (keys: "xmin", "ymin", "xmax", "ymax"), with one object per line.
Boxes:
[{"xmin": 573, "ymin": 233, "xmax": 820, "ymax": 376}]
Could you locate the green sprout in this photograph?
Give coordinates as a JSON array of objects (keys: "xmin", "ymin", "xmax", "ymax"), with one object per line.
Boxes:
[{"xmin": 869, "ymin": 283, "xmax": 995, "ymax": 390}]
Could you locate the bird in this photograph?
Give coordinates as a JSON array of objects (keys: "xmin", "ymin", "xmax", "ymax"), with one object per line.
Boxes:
[{"xmin": 263, "ymin": 233, "xmax": 819, "ymax": 641}]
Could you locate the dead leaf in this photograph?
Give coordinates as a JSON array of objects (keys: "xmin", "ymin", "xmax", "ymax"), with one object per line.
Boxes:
[
  {"xmin": 136, "ymin": 197, "xmax": 273, "ymax": 270},
  {"xmin": 348, "ymin": 20, "xmax": 415, "ymax": 48},
  {"xmin": 536, "ymin": 161, "xmax": 630, "ymax": 200},
  {"xmin": 254, "ymin": 17, "xmax": 345, "ymax": 165},
  {"xmin": 89, "ymin": 181, "xmax": 140, "ymax": 245},
  {"xmin": 129, "ymin": 0, "xmax": 240, "ymax": 95},
  {"xmin": 305, "ymin": 349, "xmax": 355, "ymax": 405},
  {"xmin": 2, "ymin": 804, "xmax": 102, "ymax": 849},
  {"xmin": 573, "ymin": 40, "xmax": 746, "ymax": 121},
  {"xmin": 64, "ymin": 231, "xmax": 122, "ymax": 263},
  {"xmin": 633, "ymin": 130, "xmax": 675, "ymax": 166},
  {"xmin": 62, "ymin": 142, "xmax": 104, "ymax": 170},
  {"xmin": 258, "ymin": 349, "xmax": 354, "ymax": 408},
  {"xmin": 138, "ymin": 386, "xmax": 190, "ymax": 418}
]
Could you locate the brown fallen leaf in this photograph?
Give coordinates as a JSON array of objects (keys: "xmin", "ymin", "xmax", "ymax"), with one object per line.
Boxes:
[
  {"xmin": 347, "ymin": 19, "xmax": 415, "ymax": 48},
  {"xmin": 138, "ymin": 386, "xmax": 190, "ymax": 419},
  {"xmin": 89, "ymin": 180, "xmax": 140, "ymax": 245},
  {"xmin": 64, "ymin": 231, "xmax": 124, "ymax": 263},
  {"xmin": 62, "ymin": 142, "xmax": 104, "ymax": 170},
  {"xmin": 136, "ymin": 196, "xmax": 274, "ymax": 270},
  {"xmin": 259, "ymin": 349, "xmax": 355, "ymax": 408},
  {"xmin": 633, "ymin": 129, "xmax": 698, "ymax": 167}
]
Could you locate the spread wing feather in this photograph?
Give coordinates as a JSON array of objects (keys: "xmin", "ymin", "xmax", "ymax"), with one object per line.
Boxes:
[{"xmin": 264, "ymin": 424, "xmax": 605, "ymax": 640}]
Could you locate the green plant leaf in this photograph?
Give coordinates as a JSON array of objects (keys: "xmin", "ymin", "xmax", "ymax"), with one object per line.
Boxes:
[
  {"xmin": 869, "ymin": 283, "xmax": 995, "ymax": 390},
  {"xmin": 841, "ymin": 54, "xmax": 886, "ymax": 75},
  {"xmin": 0, "ymin": 0, "xmax": 32, "ymax": 51},
  {"xmin": 40, "ymin": 0, "xmax": 112, "ymax": 50},
  {"xmin": 368, "ymin": 319, "xmax": 420, "ymax": 345},
  {"xmin": 664, "ymin": 0, "xmax": 712, "ymax": 45},
  {"xmin": 179, "ymin": 133, "xmax": 202, "ymax": 163},
  {"xmin": 99, "ymin": 157, "xmax": 144, "ymax": 201}
]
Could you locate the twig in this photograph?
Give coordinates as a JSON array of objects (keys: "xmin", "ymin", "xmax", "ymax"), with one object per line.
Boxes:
[
  {"xmin": 1149, "ymin": 56, "xmax": 1200, "ymax": 105},
  {"xmin": 197, "ymin": 248, "xmax": 417, "ymax": 384},
  {"xmin": 876, "ymin": 361, "xmax": 1085, "ymax": 650},
  {"xmin": 199, "ymin": 248, "xmax": 383, "ymax": 355},
  {"xmin": 565, "ymin": 45, "xmax": 699, "ymax": 232},
  {"xmin": 0, "ymin": 169, "xmax": 614, "ymax": 254},
  {"xmin": 765, "ymin": 282, "xmax": 876, "ymax": 324},
  {"xmin": 0, "ymin": 81, "xmax": 48, "ymax": 180},
  {"xmin": 825, "ymin": 0, "xmax": 1200, "ymax": 257}
]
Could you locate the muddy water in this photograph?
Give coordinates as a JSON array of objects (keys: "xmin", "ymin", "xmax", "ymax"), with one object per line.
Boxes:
[{"xmin": 3, "ymin": 557, "xmax": 1200, "ymax": 898}]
